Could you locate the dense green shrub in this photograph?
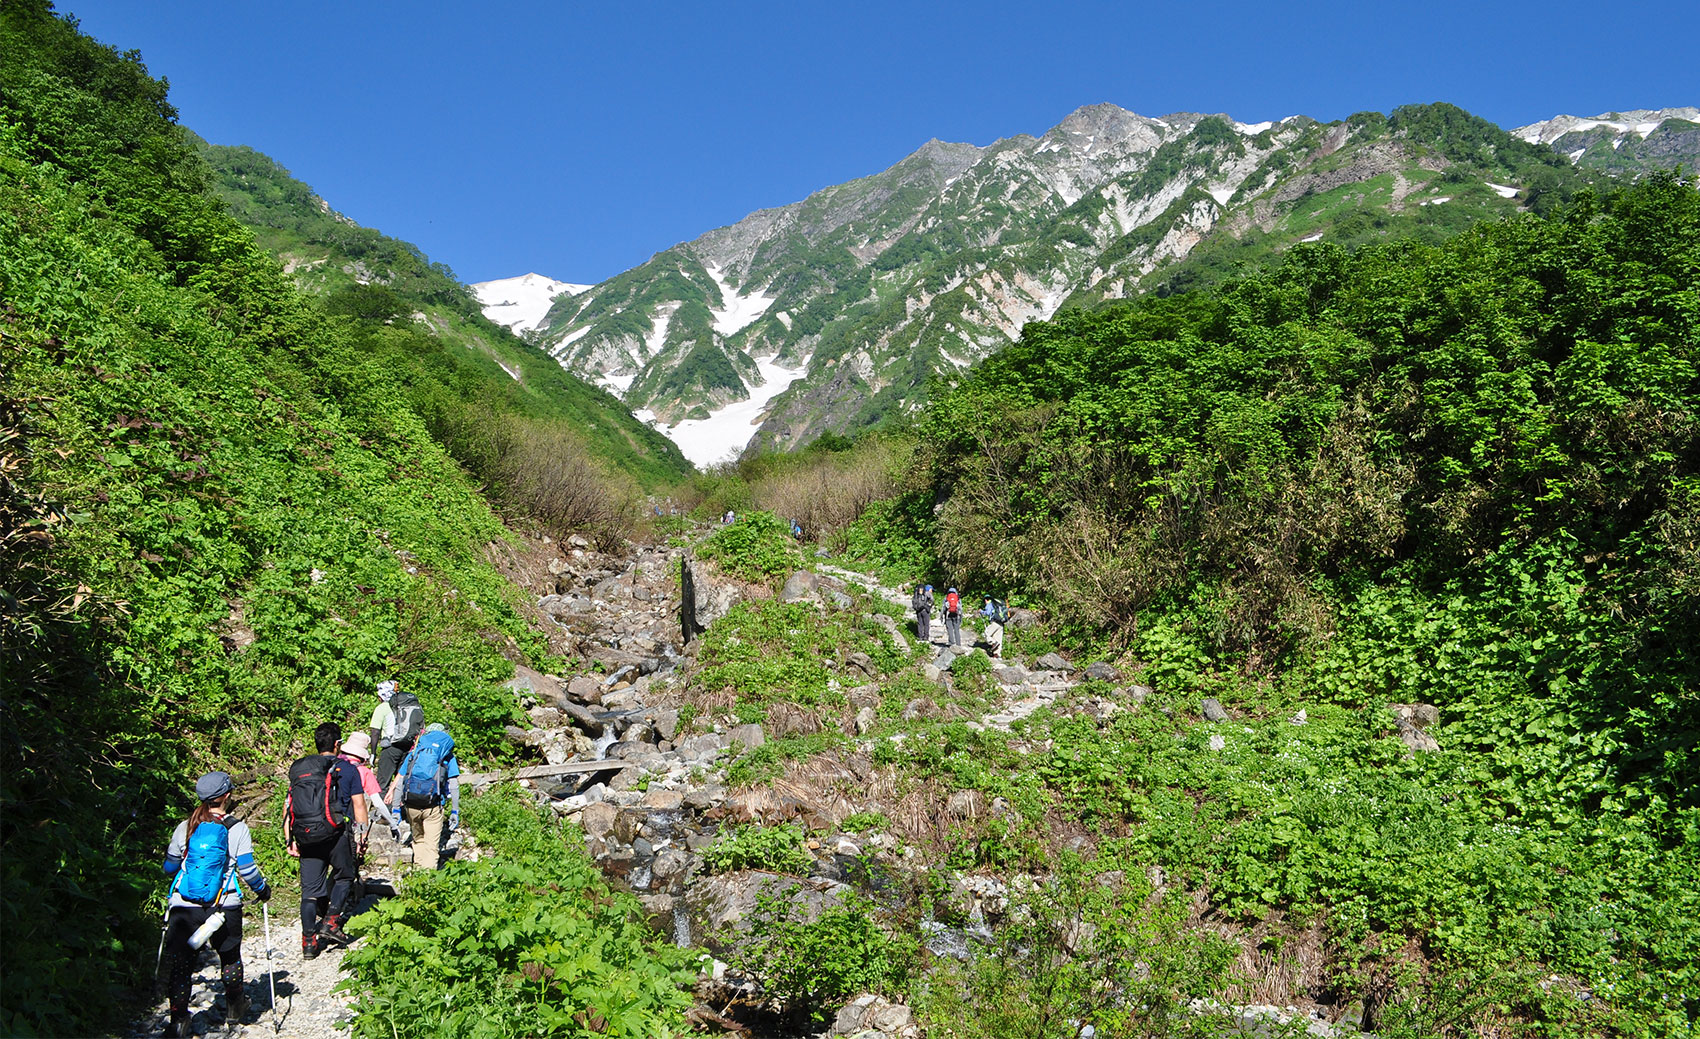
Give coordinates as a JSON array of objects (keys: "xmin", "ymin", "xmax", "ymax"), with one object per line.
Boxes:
[
  {"xmin": 695, "ymin": 510, "xmax": 801, "ymax": 583},
  {"xmin": 340, "ymin": 787, "xmax": 701, "ymax": 1038},
  {"xmin": 701, "ymin": 822, "xmax": 812, "ymax": 875}
]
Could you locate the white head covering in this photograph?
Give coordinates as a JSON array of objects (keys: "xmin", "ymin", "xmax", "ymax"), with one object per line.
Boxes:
[{"xmin": 376, "ymin": 679, "xmax": 397, "ymax": 702}]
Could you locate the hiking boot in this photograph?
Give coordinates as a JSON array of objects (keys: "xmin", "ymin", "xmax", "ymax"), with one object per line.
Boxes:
[
  {"xmin": 161, "ymin": 1011, "xmax": 192, "ymax": 1037},
  {"xmin": 302, "ymin": 932, "xmax": 322, "ymax": 960},
  {"xmin": 318, "ymin": 915, "xmax": 354, "ymax": 947},
  {"xmin": 223, "ymin": 991, "xmax": 250, "ymax": 1024}
]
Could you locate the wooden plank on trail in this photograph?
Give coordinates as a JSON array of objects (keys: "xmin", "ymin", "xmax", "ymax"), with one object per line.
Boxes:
[{"xmin": 461, "ymin": 759, "xmax": 634, "ymax": 786}]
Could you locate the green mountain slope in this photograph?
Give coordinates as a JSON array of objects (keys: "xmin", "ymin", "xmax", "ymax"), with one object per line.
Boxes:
[
  {"xmin": 196, "ymin": 141, "xmax": 690, "ymax": 489},
  {"xmin": 0, "ymin": 6, "xmax": 687, "ymax": 1034}
]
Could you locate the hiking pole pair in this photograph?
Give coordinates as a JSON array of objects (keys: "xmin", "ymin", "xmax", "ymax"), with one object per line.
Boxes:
[{"xmin": 262, "ymin": 902, "xmax": 281, "ymax": 1033}]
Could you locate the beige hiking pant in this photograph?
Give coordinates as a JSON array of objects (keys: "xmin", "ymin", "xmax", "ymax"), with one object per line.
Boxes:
[{"xmin": 405, "ymin": 804, "xmax": 445, "ymax": 869}]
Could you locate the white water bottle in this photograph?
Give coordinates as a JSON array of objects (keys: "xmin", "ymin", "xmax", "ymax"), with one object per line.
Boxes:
[{"xmin": 188, "ymin": 910, "xmax": 225, "ymax": 950}]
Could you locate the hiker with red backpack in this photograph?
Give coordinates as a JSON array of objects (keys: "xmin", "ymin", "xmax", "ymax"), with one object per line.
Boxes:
[
  {"xmin": 943, "ymin": 587, "xmax": 963, "ymax": 648},
  {"xmin": 286, "ymin": 721, "xmax": 368, "ymax": 959},
  {"xmin": 159, "ymin": 771, "xmax": 272, "ymax": 1036},
  {"xmin": 387, "ymin": 722, "xmax": 460, "ymax": 870}
]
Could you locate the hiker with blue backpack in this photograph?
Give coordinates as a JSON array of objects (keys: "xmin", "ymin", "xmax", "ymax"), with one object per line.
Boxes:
[
  {"xmin": 387, "ymin": 722, "xmax": 460, "ymax": 870},
  {"xmin": 980, "ymin": 597, "xmax": 1009, "ymax": 658},
  {"xmin": 159, "ymin": 771, "xmax": 272, "ymax": 1036},
  {"xmin": 286, "ymin": 721, "xmax": 369, "ymax": 959}
]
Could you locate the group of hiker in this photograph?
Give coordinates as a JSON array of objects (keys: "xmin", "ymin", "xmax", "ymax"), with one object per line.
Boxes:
[
  {"xmin": 911, "ymin": 584, "xmax": 1009, "ymax": 658},
  {"xmin": 156, "ymin": 680, "xmax": 460, "ymax": 1035}
]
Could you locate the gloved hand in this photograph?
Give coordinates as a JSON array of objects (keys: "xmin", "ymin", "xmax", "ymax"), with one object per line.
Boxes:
[
  {"xmin": 256, "ymin": 884, "xmax": 272, "ymax": 903},
  {"xmin": 449, "ymin": 811, "xmax": 459, "ymax": 832}
]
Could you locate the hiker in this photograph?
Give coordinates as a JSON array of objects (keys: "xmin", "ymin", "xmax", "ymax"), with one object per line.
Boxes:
[
  {"xmin": 911, "ymin": 583, "xmax": 934, "ymax": 642},
  {"xmin": 943, "ymin": 587, "xmax": 963, "ymax": 647},
  {"xmin": 980, "ymin": 597, "xmax": 1007, "ymax": 658},
  {"xmin": 367, "ymin": 679, "xmax": 424, "ymax": 791},
  {"xmin": 159, "ymin": 771, "xmax": 271, "ymax": 1036},
  {"xmin": 387, "ymin": 722, "xmax": 460, "ymax": 870},
  {"xmin": 286, "ymin": 722, "xmax": 368, "ymax": 959},
  {"xmin": 339, "ymin": 731, "xmax": 405, "ymax": 843}
]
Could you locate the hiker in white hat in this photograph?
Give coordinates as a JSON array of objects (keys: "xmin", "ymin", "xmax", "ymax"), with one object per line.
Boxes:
[{"xmin": 339, "ymin": 731, "xmax": 403, "ymax": 842}]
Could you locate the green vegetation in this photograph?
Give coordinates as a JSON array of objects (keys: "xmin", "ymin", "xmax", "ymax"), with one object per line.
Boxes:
[
  {"xmin": 732, "ymin": 889, "xmax": 917, "ymax": 1029},
  {"xmin": 701, "ymin": 822, "xmax": 813, "ymax": 875},
  {"xmin": 695, "ymin": 510, "xmax": 803, "ymax": 583},
  {"xmin": 341, "ymin": 786, "xmax": 701, "ymax": 1038},
  {"xmin": 694, "ymin": 597, "xmax": 908, "ymax": 721}
]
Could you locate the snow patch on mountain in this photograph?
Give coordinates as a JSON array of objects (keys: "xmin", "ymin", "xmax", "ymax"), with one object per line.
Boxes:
[
  {"xmin": 705, "ymin": 264, "xmax": 776, "ymax": 337},
  {"xmin": 1234, "ymin": 120, "xmax": 1274, "ymax": 135},
  {"xmin": 645, "ymin": 357, "xmax": 808, "ymax": 468},
  {"xmin": 1513, "ymin": 108, "xmax": 1700, "ymax": 147},
  {"xmin": 472, "ymin": 273, "xmax": 590, "ymax": 333},
  {"xmin": 1486, "ymin": 182, "xmax": 1519, "ymax": 198},
  {"xmin": 644, "ymin": 303, "xmax": 680, "ymax": 360}
]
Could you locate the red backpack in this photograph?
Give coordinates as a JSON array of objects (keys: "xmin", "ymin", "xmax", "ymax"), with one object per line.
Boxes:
[{"xmin": 945, "ymin": 591, "xmax": 961, "ymax": 615}]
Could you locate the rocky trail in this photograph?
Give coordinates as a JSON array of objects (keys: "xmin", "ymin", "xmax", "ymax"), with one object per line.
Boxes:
[{"xmin": 127, "ymin": 529, "xmax": 1388, "ymax": 1038}]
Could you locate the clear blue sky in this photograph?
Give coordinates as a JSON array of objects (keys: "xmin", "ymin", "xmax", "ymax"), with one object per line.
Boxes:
[{"xmin": 61, "ymin": 0, "xmax": 1699, "ymax": 285}]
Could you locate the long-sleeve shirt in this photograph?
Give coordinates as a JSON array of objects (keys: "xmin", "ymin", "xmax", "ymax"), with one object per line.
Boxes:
[
  {"xmin": 339, "ymin": 752, "xmax": 400, "ymax": 831},
  {"xmin": 162, "ymin": 816, "xmax": 268, "ymax": 909}
]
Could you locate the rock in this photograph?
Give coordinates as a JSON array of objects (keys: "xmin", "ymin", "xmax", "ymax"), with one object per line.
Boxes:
[
  {"xmin": 1128, "ymin": 684, "xmax": 1153, "ymax": 702},
  {"xmin": 592, "ymin": 576, "xmax": 628, "ymax": 601},
  {"xmin": 566, "ymin": 675, "xmax": 604, "ymax": 703},
  {"xmin": 652, "ymin": 847, "xmax": 692, "ymax": 885},
  {"xmin": 1290, "ymin": 709, "xmax": 1308, "ymax": 725},
  {"xmin": 1201, "ymin": 698, "xmax": 1230, "ymax": 723},
  {"xmin": 567, "ymin": 534, "xmax": 590, "ymax": 549},
  {"xmin": 922, "ymin": 664, "xmax": 943, "ymax": 683},
  {"xmin": 684, "ymin": 782, "xmax": 726, "ymax": 810},
  {"xmin": 580, "ymin": 802, "xmax": 618, "ymax": 838},
  {"xmin": 831, "ymin": 995, "xmax": 916, "ymax": 1037},
  {"xmin": 698, "ymin": 870, "xmax": 848, "ymax": 936},
  {"xmin": 641, "ymin": 788, "xmax": 685, "ymax": 811},
  {"xmin": 1393, "ymin": 703, "xmax": 1440, "ymax": 729},
  {"xmin": 869, "ymin": 613, "xmax": 908, "ymax": 655},
  {"xmin": 826, "ymin": 589, "xmax": 854, "ymax": 610},
  {"xmin": 945, "ymin": 789, "xmax": 985, "ymax": 820},
  {"xmin": 1209, "ymin": 733, "xmax": 1226, "ymax": 751},
  {"xmin": 623, "ymin": 722, "xmax": 656, "ymax": 745},
  {"xmin": 1008, "ymin": 607, "xmax": 1039, "ymax": 629},
  {"xmin": 648, "ymin": 708, "xmax": 681, "ymax": 742},
  {"xmin": 855, "ymin": 706, "xmax": 877, "ymax": 735},
  {"xmin": 995, "ymin": 665, "xmax": 1028, "ymax": 684},
  {"xmin": 1396, "ymin": 716, "xmax": 1440, "ymax": 754},
  {"xmin": 727, "ymin": 723, "xmax": 766, "ymax": 750},
  {"xmin": 933, "ymin": 649, "xmax": 960, "ymax": 671},
  {"xmin": 846, "ymin": 651, "xmax": 876, "ymax": 677},
  {"xmin": 1035, "ymin": 652, "xmax": 1070, "ymax": 672},
  {"xmin": 901, "ymin": 698, "xmax": 936, "ymax": 721},
  {"xmin": 528, "ymin": 705, "xmax": 563, "ymax": 728},
  {"xmin": 1083, "ymin": 661, "xmax": 1122, "ymax": 683},
  {"xmin": 780, "ymin": 570, "xmax": 821, "ymax": 603},
  {"xmin": 505, "ymin": 664, "xmax": 563, "ymax": 703}
]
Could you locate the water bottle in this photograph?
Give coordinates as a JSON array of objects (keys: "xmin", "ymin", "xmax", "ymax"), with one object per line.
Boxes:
[{"xmin": 188, "ymin": 910, "xmax": 224, "ymax": 950}]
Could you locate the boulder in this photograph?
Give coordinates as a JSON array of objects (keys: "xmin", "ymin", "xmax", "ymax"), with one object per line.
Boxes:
[
  {"xmin": 855, "ymin": 706, "xmax": 877, "ymax": 735},
  {"xmin": 868, "ymin": 613, "xmax": 908, "ymax": 655},
  {"xmin": 647, "ymin": 708, "xmax": 681, "ymax": 742},
  {"xmin": 698, "ymin": 870, "xmax": 850, "ymax": 937},
  {"xmin": 565, "ymin": 674, "xmax": 603, "ymax": 704},
  {"xmin": 846, "ymin": 651, "xmax": 876, "ymax": 677},
  {"xmin": 1396, "ymin": 716, "xmax": 1440, "ymax": 754},
  {"xmin": 1128, "ymin": 684, "xmax": 1153, "ymax": 702},
  {"xmin": 727, "ymin": 723, "xmax": 766, "ymax": 750},
  {"xmin": 504, "ymin": 664, "xmax": 563, "ymax": 704},
  {"xmin": 1082, "ymin": 661, "xmax": 1122, "ymax": 683},
  {"xmin": 825, "ymin": 589, "xmax": 854, "ymax": 610},
  {"xmin": 831, "ymin": 995, "xmax": 917, "ymax": 1037},
  {"xmin": 780, "ymin": 570, "xmax": 821, "ymax": 603},
  {"xmin": 1008, "ymin": 607, "xmax": 1039, "ymax": 629},
  {"xmin": 1393, "ymin": 703, "xmax": 1440, "ymax": 730},
  {"xmin": 995, "ymin": 665, "xmax": 1029, "ymax": 685},
  {"xmin": 945, "ymin": 789, "xmax": 985, "ymax": 820},
  {"xmin": 1035, "ymin": 652, "xmax": 1071, "ymax": 672},
  {"xmin": 1201, "ymin": 698, "xmax": 1230, "ymax": 723},
  {"xmin": 580, "ymin": 802, "xmax": 618, "ymax": 838},
  {"xmin": 641, "ymin": 788, "xmax": 686, "ymax": 811}
]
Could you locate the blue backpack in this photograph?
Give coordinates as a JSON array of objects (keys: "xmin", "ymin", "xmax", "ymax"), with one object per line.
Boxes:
[
  {"xmin": 174, "ymin": 818, "xmax": 236, "ymax": 904},
  {"xmin": 400, "ymin": 730, "xmax": 454, "ymax": 809}
]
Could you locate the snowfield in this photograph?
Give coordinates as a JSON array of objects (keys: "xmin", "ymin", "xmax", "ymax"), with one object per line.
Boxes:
[
  {"xmin": 646, "ymin": 357, "xmax": 808, "ymax": 468},
  {"xmin": 705, "ymin": 264, "xmax": 777, "ymax": 337},
  {"xmin": 472, "ymin": 273, "xmax": 590, "ymax": 333}
]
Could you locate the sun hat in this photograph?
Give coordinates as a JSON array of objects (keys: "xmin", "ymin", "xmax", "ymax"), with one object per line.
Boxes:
[
  {"xmin": 195, "ymin": 771, "xmax": 233, "ymax": 802},
  {"xmin": 341, "ymin": 731, "xmax": 373, "ymax": 761},
  {"xmin": 423, "ymin": 722, "xmax": 446, "ymax": 734}
]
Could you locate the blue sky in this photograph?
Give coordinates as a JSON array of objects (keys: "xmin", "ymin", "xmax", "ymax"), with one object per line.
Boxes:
[{"xmin": 63, "ymin": 0, "xmax": 1699, "ymax": 285}]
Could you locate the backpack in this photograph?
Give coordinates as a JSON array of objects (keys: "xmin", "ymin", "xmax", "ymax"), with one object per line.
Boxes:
[
  {"xmin": 991, "ymin": 600, "xmax": 1010, "ymax": 625},
  {"xmin": 399, "ymin": 729, "xmax": 455, "ymax": 809},
  {"xmin": 287, "ymin": 755, "xmax": 351, "ymax": 844},
  {"xmin": 389, "ymin": 690, "xmax": 424, "ymax": 746},
  {"xmin": 173, "ymin": 817, "xmax": 236, "ymax": 905},
  {"xmin": 911, "ymin": 589, "xmax": 929, "ymax": 612},
  {"xmin": 945, "ymin": 591, "xmax": 961, "ymax": 615}
]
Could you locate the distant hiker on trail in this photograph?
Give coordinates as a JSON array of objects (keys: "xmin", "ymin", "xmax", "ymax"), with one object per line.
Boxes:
[
  {"xmin": 160, "ymin": 771, "xmax": 271, "ymax": 1036},
  {"xmin": 287, "ymin": 722, "xmax": 368, "ymax": 959},
  {"xmin": 944, "ymin": 587, "xmax": 963, "ymax": 647},
  {"xmin": 339, "ymin": 731, "xmax": 404, "ymax": 843},
  {"xmin": 980, "ymin": 597, "xmax": 1008, "ymax": 658},
  {"xmin": 723, "ymin": 509, "xmax": 735, "ymax": 524},
  {"xmin": 368, "ymin": 679, "xmax": 424, "ymax": 791},
  {"xmin": 791, "ymin": 519, "xmax": 803, "ymax": 540},
  {"xmin": 388, "ymin": 722, "xmax": 461, "ymax": 871},
  {"xmin": 911, "ymin": 583, "xmax": 934, "ymax": 642}
]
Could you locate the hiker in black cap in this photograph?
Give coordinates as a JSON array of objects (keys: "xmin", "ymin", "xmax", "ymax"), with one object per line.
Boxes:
[
  {"xmin": 159, "ymin": 771, "xmax": 271, "ymax": 1036},
  {"xmin": 286, "ymin": 722, "xmax": 368, "ymax": 959}
]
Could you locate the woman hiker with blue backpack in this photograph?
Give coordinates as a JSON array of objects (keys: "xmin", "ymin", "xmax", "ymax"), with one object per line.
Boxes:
[
  {"xmin": 387, "ymin": 722, "xmax": 460, "ymax": 870},
  {"xmin": 159, "ymin": 771, "xmax": 273, "ymax": 1036}
]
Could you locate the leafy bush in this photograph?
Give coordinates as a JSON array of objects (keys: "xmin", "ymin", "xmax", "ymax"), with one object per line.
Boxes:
[
  {"xmin": 696, "ymin": 510, "xmax": 800, "ymax": 583},
  {"xmin": 694, "ymin": 598, "xmax": 905, "ymax": 721},
  {"xmin": 734, "ymin": 888, "xmax": 918, "ymax": 1029},
  {"xmin": 701, "ymin": 823, "xmax": 812, "ymax": 875},
  {"xmin": 340, "ymin": 787, "xmax": 701, "ymax": 1038}
]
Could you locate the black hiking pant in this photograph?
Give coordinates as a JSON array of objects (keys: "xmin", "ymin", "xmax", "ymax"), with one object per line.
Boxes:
[
  {"xmin": 298, "ymin": 831, "xmax": 357, "ymax": 933},
  {"xmin": 915, "ymin": 609, "xmax": 931, "ymax": 641},
  {"xmin": 163, "ymin": 904, "xmax": 242, "ymax": 1014},
  {"xmin": 375, "ymin": 741, "xmax": 410, "ymax": 791}
]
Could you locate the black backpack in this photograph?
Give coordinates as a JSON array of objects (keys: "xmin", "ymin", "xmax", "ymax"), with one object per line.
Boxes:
[
  {"xmin": 390, "ymin": 690, "xmax": 424, "ymax": 746},
  {"xmin": 287, "ymin": 755, "xmax": 350, "ymax": 845},
  {"xmin": 991, "ymin": 600, "xmax": 1010, "ymax": 624}
]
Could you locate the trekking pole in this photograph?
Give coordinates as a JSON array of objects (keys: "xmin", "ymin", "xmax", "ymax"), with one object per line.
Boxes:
[{"xmin": 262, "ymin": 902, "xmax": 280, "ymax": 1033}]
